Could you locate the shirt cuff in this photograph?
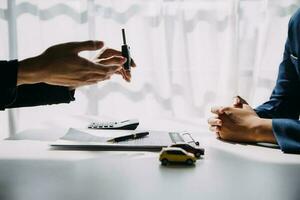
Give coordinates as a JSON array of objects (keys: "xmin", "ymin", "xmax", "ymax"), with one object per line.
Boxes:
[{"xmin": 272, "ymin": 119, "xmax": 300, "ymax": 153}]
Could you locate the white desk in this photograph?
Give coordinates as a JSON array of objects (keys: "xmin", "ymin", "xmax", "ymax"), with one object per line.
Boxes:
[{"xmin": 1, "ymin": 117, "xmax": 300, "ymax": 200}]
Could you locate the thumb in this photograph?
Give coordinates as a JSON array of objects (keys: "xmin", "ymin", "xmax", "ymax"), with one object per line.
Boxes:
[
  {"xmin": 220, "ymin": 107, "xmax": 233, "ymax": 115},
  {"xmin": 233, "ymin": 96, "xmax": 242, "ymax": 108},
  {"xmin": 70, "ymin": 40, "xmax": 104, "ymax": 53},
  {"xmin": 233, "ymin": 96, "xmax": 248, "ymax": 108}
]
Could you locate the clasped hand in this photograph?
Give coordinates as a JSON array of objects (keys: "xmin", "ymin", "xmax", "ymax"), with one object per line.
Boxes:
[{"xmin": 208, "ymin": 96, "xmax": 276, "ymax": 143}]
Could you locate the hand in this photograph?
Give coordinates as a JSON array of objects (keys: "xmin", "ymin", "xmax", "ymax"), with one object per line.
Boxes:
[
  {"xmin": 208, "ymin": 97, "xmax": 276, "ymax": 143},
  {"xmin": 18, "ymin": 40, "xmax": 126, "ymax": 88},
  {"xmin": 210, "ymin": 104, "xmax": 262, "ymax": 142},
  {"xmin": 94, "ymin": 48, "xmax": 136, "ymax": 82},
  {"xmin": 208, "ymin": 96, "xmax": 250, "ymax": 138}
]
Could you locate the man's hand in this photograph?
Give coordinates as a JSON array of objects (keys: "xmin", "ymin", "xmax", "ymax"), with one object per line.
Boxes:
[
  {"xmin": 207, "ymin": 96, "xmax": 251, "ymax": 137},
  {"xmin": 208, "ymin": 97, "xmax": 276, "ymax": 143},
  {"xmin": 94, "ymin": 48, "xmax": 136, "ymax": 82},
  {"xmin": 17, "ymin": 40, "xmax": 129, "ymax": 88},
  {"xmin": 210, "ymin": 104, "xmax": 262, "ymax": 142}
]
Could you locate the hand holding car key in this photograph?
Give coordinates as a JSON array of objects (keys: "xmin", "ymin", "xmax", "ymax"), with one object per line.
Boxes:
[{"xmin": 93, "ymin": 29, "xmax": 136, "ymax": 82}]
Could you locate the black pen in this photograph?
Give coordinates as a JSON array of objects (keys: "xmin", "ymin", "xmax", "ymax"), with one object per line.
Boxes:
[{"xmin": 107, "ymin": 132, "xmax": 149, "ymax": 143}]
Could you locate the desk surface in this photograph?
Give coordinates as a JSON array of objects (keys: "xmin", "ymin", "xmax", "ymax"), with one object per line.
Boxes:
[{"xmin": 1, "ymin": 117, "xmax": 300, "ymax": 200}]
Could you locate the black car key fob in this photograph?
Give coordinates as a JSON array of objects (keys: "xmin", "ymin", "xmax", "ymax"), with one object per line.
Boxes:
[{"xmin": 121, "ymin": 28, "xmax": 131, "ymax": 71}]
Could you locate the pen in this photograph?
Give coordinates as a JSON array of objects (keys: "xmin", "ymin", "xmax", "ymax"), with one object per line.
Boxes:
[
  {"xmin": 121, "ymin": 28, "xmax": 131, "ymax": 71},
  {"xmin": 107, "ymin": 132, "xmax": 149, "ymax": 143}
]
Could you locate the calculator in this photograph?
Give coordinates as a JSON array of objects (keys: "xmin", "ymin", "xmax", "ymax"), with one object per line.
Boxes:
[{"xmin": 88, "ymin": 119, "xmax": 139, "ymax": 130}]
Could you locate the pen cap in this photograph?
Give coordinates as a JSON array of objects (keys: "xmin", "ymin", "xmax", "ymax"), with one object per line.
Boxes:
[{"xmin": 122, "ymin": 45, "xmax": 131, "ymax": 71}]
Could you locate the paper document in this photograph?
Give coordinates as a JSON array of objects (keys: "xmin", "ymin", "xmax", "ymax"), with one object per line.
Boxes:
[
  {"xmin": 60, "ymin": 128, "xmax": 109, "ymax": 143},
  {"xmin": 51, "ymin": 128, "xmax": 192, "ymax": 151}
]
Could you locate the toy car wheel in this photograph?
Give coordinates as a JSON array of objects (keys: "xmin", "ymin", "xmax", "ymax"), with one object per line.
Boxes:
[
  {"xmin": 186, "ymin": 159, "xmax": 194, "ymax": 165},
  {"xmin": 161, "ymin": 159, "xmax": 169, "ymax": 165},
  {"xmin": 195, "ymin": 152, "xmax": 201, "ymax": 158}
]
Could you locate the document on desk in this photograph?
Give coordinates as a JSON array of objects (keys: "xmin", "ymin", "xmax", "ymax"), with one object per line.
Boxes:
[{"xmin": 51, "ymin": 128, "xmax": 191, "ymax": 151}]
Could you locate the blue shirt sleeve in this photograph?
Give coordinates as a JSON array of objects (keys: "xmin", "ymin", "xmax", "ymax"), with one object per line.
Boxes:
[
  {"xmin": 272, "ymin": 119, "xmax": 300, "ymax": 153},
  {"xmin": 255, "ymin": 10, "xmax": 300, "ymax": 153}
]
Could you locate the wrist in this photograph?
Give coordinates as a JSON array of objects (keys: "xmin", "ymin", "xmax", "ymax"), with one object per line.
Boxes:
[
  {"xmin": 18, "ymin": 55, "xmax": 45, "ymax": 85},
  {"xmin": 253, "ymin": 118, "xmax": 276, "ymax": 143}
]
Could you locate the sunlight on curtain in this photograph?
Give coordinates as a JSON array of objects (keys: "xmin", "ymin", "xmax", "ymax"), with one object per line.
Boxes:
[{"xmin": 0, "ymin": 0, "xmax": 299, "ymax": 136}]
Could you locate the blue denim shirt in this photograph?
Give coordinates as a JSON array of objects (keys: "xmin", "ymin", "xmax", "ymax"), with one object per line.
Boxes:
[{"xmin": 255, "ymin": 9, "xmax": 300, "ymax": 153}]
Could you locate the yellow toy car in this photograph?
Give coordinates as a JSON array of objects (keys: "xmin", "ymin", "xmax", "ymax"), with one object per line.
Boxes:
[{"xmin": 159, "ymin": 147, "xmax": 197, "ymax": 165}]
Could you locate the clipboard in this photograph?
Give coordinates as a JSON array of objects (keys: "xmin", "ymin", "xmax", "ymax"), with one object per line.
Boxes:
[{"xmin": 50, "ymin": 128, "xmax": 199, "ymax": 151}]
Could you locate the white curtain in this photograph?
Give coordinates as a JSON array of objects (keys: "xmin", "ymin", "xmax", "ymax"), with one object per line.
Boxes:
[{"xmin": 0, "ymin": 0, "xmax": 299, "ymax": 138}]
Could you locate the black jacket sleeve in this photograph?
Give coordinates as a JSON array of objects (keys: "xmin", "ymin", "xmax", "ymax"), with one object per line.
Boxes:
[
  {"xmin": 0, "ymin": 60, "xmax": 75, "ymax": 110},
  {"xmin": 0, "ymin": 60, "xmax": 19, "ymax": 108}
]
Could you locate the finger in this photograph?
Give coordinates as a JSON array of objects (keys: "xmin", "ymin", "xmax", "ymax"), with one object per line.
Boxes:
[
  {"xmin": 69, "ymin": 40, "xmax": 104, "ymax": 53},
  {"xmin": 114, "ymin": 68, "xmax": 130, "ymax": 82},
  {"xmin": 233, "ymin": 95, "xmax": 248, "ymax": 107},
  {"xmin": 207, "ymin": 117, "xmax": 222, "ymax": 126},
  {"xmin": 124, "ymin": 71, "xmax": 131, "ymax": 82},
  {"xmin": 122, "ymin": 70, "xmax": 130, "ymax": 82},
  {"xmin": 129, "ymin": 58, "xmax": 136, "ymax": 68},
  {"xmin": 80, "ymin": 57, "xmax": 122, "ymax": 75},
  {"xmin": 233, "ymin": 96, "xmax": 242, "ymax": 108},
  {"xmin": 89, "ymin": 63, "xmax": 122, "ymax": 75},
  {"xmin": 97, "ymin": 48, "xmax": 136, "ymax": 67},
  {"xmin": 96, "ymin": 56, "xmax": 127, "ymax": 66},
  {"xmin": 209, "ymin": 125, "xmax": 221, "ymax": 132},
  {"xmin": 98, "ymin": 48, "xmax": 121, "ymax": 58},
  {"xmin": 114, "ymin": 68, "xmax": 125, "ymax": 76},
  {"xmin": 219, "ymin": 107, "xmax": 234, "ymax": 115},
  {"xmin": 238, "ymin": 96, "xmax": 248, "ymax": 104},
  {"xmin": 77, "ymin": 58, "xmax": 111, "ymax": 75},
  {"xmin": 114, "ymin": 70, "xmax": 123, "ymax": 76},
  {"xmin": 124, "ymin": 69, "xmax": 131, "ymax": 80},
  {"xmin": 88, "ymin": 76, "xmax": 111, "ymax": 83},
  {"xmin": 211, "ymin": 106, "xmax": 225, "ymax": 115}
]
